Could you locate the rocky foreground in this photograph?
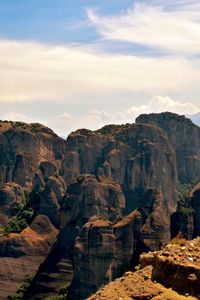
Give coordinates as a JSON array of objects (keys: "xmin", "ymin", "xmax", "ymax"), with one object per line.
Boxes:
[{"xmin": 88, "ymin": 238, "xmax": 200, "ymax": 300}]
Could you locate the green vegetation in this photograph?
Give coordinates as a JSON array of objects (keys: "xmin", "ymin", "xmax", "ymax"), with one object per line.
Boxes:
[
  {"xmin": 95, "ymin": 124, "xmax": 130, "ymax": 143},
  {"xmin": 1, "ymin": 216, "xmax": 28, "ymax": 234},
  {"xmin": 177, "ymin": 183, "xmax": 193, "ymax": 201},
  {"xmin": 179, "ymin": 207, "xmax": 195, "ymax": 216},
  {"xmin": 44, "ymin": 283, "xmax": 71, "ymax": 300},
  {"xmin": 0, "ymin": 191, "xmax": 34, "ymax": 235},
  {"xmin": 45, "ymin": 296, "xmax": 66, "ymax": 300},
  {"xmin": 7, "ymin": 275, "xmax": 35, "ymax": 300},
  {"xmin": 0, "ymin": 120, "xmax": 53, "ymax": 135},
  {"xmin": 134, "ymin": 264, "xmax": 141, "ymax": 271},
  {"xmin": 96, "ymin": 124, "xmax": 123, "ymax": 136}
]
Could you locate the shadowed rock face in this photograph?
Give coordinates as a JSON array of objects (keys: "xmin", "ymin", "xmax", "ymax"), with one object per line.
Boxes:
[
  {"xmin": 0, "ymin": 117, "xmax": 180, "ymax": 299},
  {"xmin": 29, "ymin": 181, "xmax": 175, "ymax": 300},
  {"xmin": 64, "ymin": 123, "xmax": 177, "ymax": 215},
  {"xmin": 170, "ymin": 183, "xmax": 200, "ymax": 240},
  {"xmin": 191, "ymin": 184, "xmax": 200, "ymax": 237},
  {"xmin": 0, "ymin": 182, "xmax": 25, "ymax": 226},
  {"xmin": 28, "ymin": 176, "xmax": 126, "ymax": 300},
  {"xmin": 136, "ymin": 112, "xmax": 200, "ymax": 184}
]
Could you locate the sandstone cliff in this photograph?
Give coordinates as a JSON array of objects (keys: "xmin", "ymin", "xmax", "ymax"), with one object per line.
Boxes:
[
  {"xmin": 136, "ymin": 112, "xmax": 200, "ymax": 184},
  {"xmin": 0, "ymin": 114, "xmax": 198, "ymax": 299}
]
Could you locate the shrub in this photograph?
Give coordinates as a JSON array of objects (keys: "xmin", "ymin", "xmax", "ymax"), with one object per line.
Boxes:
[
  {"xmin": 177, "ymin": 183, "xmax": 193, "ymax": 201},
  {"xmin": 179, "ymin": 207, "xmax": 195, "ymax": 216},
  {"xmin": 44, "ymin": 283, "xmax": 71, "ymax": 300},
  {"xmin": 7, "ymin": 275, "xmax": 35, "ymax": 299},
  {"xmin": 1, "ymin": 191, "xmax": 34, "ymax": 235},
  {"xmin": 2, "ymin": 216, "xmax": 28, "ymax": 234}
]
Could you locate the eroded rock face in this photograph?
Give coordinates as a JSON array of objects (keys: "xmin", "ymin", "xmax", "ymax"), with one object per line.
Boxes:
[
  {"xmin": 29, "ymin": 177, "xmax": 175, "ymax": 300},
  {"xmin": 170, "ymin": 183, "xmax": 200, "ymax": 240},
  {"xmin": 0, "ymin": 215, "xmax": 58, "ymax": 300},
  {"xmin": 0, "ymin": 182, "xmax": 25, "ymax": 226},
  {"xmin": 60, "ymin": 175, "xmax": 125, "ymax": 225},
  {"xmin": 136, "ymin": 112, "xmax": 200, "ymax": 184},
  {"xmin": 69, "ymin": 220, "xmax": 115, "ymax": 300},
  {"xmin": 171, "ymin": 196, "xmax": 195, "ymax": 240},
  {"xmin": 0, "ymin": 121, "xmax": 65, "ymax": 190},
  {"xmin": 0, "ymin": 118, "xmax": 179, "ymax": 299},
  {"xmin": 191, "ymin": 184, "xmax": 200, "ymax": 237},
  {"xmin": 139, "ymin": 189, "xmax": 170, "ymax": 251},
  {"xmin": 64, "ymin": 123, "xmax": 177, "ymax": 215},
  {"xmin": 28, "ymin": 176, "xmax": 126, "ymax": 300}
]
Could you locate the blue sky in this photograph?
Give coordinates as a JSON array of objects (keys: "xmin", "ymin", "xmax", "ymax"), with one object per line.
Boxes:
[
  {"xmin": 0, "ymin": 0, "xmax": 200, "ymax": 136},
  {"xmin": 0, "ymin": 1, "xmax": 133, "ymax": 43}
]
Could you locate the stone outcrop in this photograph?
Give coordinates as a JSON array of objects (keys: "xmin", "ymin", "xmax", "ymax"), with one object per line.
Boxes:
[
  {"xmin": 64, "ymin": 123, "xmax": 177, "ymax": 215},
  {"xmin": 88, "ymin": 266, "xmax": 197, "ymax": 300},
  {"xmin": 27, "ymin": 176, "xmax": 125, "ymax": 299},
  {"xmin": 171, "ymin": 183, "xmax": 200, "ymax": 240},
  {"xmin": 0, "ymin": 182, "xmax": 26, "ymax": 226},
  {"xmin": 89, "ymin": 238, "xmax": 200, "ymax": 300},
  {"xmin": 136, "ymin": 112, "xmax": 200, "ymax": 184},
  {"xmin": 28, "ymin": 176, "xmax": 175, "ymax": 300},
  {"xmin": 0, "ymin": 215, "xmax": 58, "ymax": 300},
  {"xmin": 0, "ymin": 121, "xmax": 65, "ymax": 190},
  {"xmin": 141, "ymin": 237, "xmax": 200, "ymax": 297}
]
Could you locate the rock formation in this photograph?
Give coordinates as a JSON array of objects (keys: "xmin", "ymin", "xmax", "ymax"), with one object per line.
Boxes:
[
  {"xmin": 0, "ymin": 215, "xmax": 58, "ymax": 300},
  {"xmin": 136, "ymin": 112, "xmax": 200, "ymax": 184},
  {"xmin": 0, "ymin": 113, "xmax": 199, "ymax": 299},
  {"xmin": 0, "ymin": 121, "xmax": 65, "ymax": 190},
  {"xmin": 171, "ymin": 183, "xmax": 200, "ymax": 240},
  {"xmin": 89, "ymin": 237, "xmax": 200, "ymax": 300}
]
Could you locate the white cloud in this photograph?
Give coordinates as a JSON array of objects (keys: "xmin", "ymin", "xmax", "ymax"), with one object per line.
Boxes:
[
  {"xmin": 0, "ymin": 40, "xmax": 200, "ymax": 104},
  {"xmin": 52, "ymin": 110, "xmax": 111, "ymax": 136},
  {"xmin": 0, "ymin": 112, "xmax": 47, "ymax": 127},
  {"xmin": 49, "ymin": 96, "xmax": 200, "ymax": 136},
  {"xmin": 118, "ymin": 96, "xmax": 200, "ymax": 122},
  {"xmin": 0, "ymin": 112, "xmax": 33, "ymax": 123},
  {"xmin": 87, "ymin": 1, "xmax": 200, "ymax": 55}
]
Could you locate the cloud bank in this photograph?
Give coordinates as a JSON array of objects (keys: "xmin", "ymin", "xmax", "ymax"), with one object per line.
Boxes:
[{"xmin": 0, "ymin": 40, "xmax": 200, "ymax": 104}]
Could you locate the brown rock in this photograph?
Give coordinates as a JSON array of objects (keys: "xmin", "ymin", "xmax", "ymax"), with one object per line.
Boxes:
[
  {"xmin": 136, "ymin": 112, "xmax": 200, "ymax": 184},
  {"xmin": 0, "ymin": 182, "xmax": 26, "ymax": 226},
  {"xmin": 0, "ymin": 215, "xmax": 58, "ymax": 300}
]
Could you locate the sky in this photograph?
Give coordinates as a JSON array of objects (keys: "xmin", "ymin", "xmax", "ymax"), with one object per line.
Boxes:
[{"xmin": 1, "ymin": 0, "xmax": 200, "ymax": 136}]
